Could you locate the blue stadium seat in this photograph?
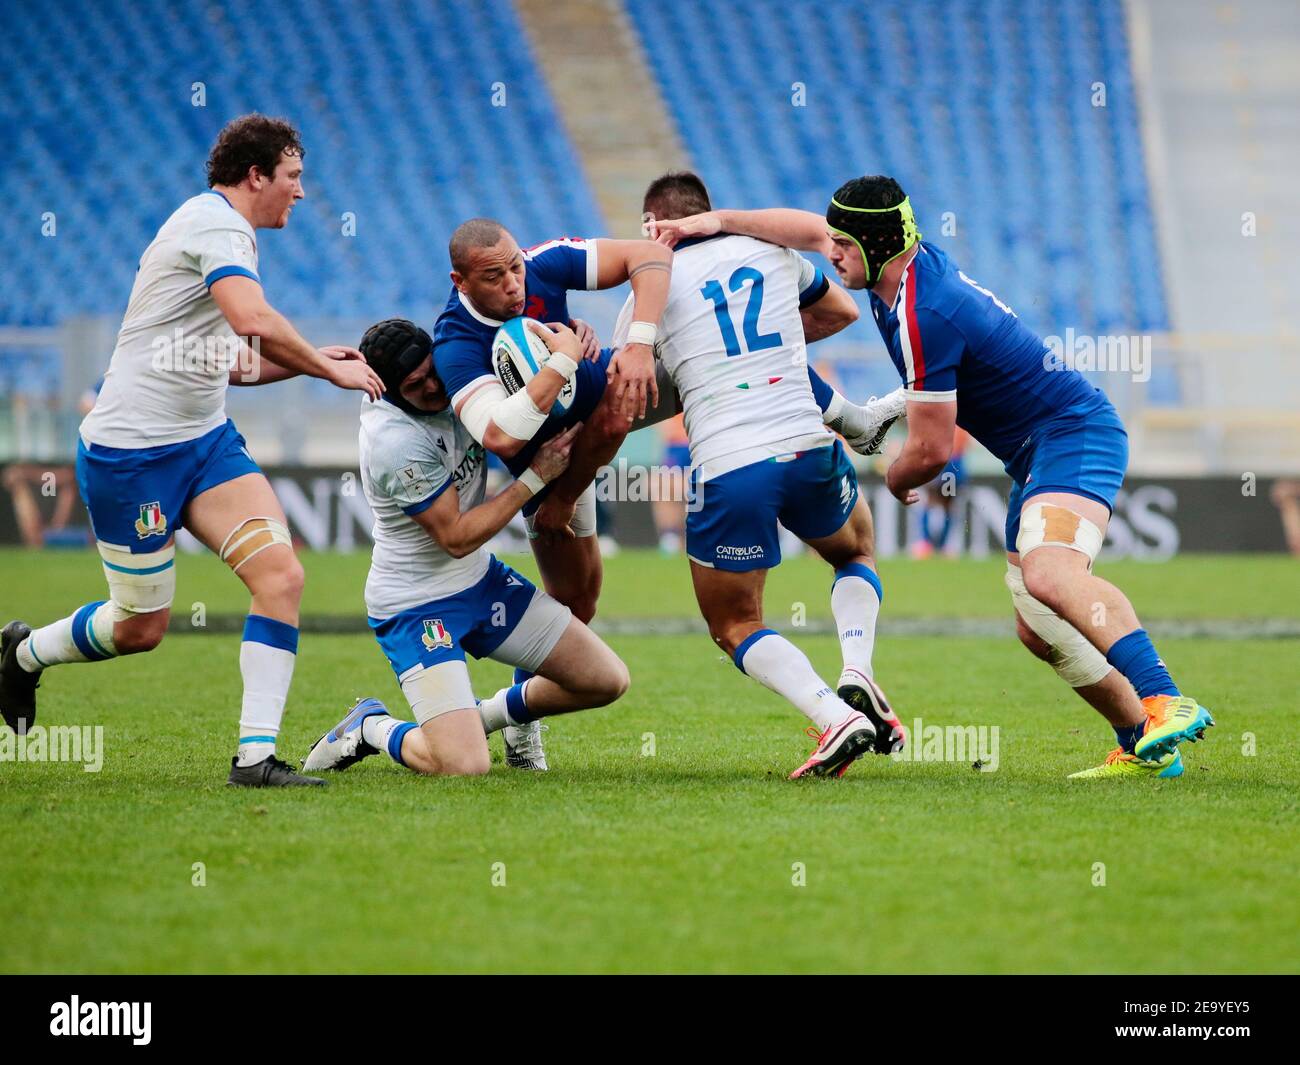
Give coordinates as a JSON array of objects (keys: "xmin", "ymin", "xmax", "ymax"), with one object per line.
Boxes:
[
  {"xmin": 0, "ymin": 0, "xmax": 604, "ymax": 339},
  {"xmin": 625, "ymin": 0, "xmax": 1172, "ymax": 401}
]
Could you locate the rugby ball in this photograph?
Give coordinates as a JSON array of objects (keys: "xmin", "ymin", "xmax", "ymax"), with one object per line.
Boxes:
[{"xmin": 491, "ymin": 317, "xmax": 575, "ymax": 417}]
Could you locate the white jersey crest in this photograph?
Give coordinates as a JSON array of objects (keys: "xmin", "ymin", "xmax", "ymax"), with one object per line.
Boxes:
[
  {"xmin": 80, "ymin": 191, "xmax": 260, "ymax": 448},
  {"xmin": 359, "ymin": 399, "xmax": 490, "ymax": 618},
  {"xmin": 615, "ymin": 234, "xmax": 830, "ymax": 478}
]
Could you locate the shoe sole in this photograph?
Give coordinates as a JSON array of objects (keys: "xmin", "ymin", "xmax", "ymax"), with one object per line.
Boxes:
[
  {"xmin": 791, "ymin": 724, "xmax": 876, "ymax": 779},
  {"xmin": 838, "ymin": 680, "xmax": 904, "ymax": 755},
  {"xmin": 1134, "ymin": 705, "xmax": 1215, "ymax": 761}
]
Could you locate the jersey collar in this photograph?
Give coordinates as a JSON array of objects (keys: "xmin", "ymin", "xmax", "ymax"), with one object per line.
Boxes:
[
  {"xmin": 203, "ymin": 189, "xmax": 236, "ymax": 210},
  {"xmin": 458, "ymin": 290, "xmax": 504, "ymax": 328},
  {"xmin": 888, "ymin": 245, "xmax": 923, "ymax": 313},
  {"xmin": 673, "ymin": 233, "xmax": 728, "ymax": 251}
]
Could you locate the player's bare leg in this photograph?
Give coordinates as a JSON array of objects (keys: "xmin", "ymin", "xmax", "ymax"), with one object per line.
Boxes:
[
  {"xmin": 184, "ymin": 472, "xmax": 323, "ymax": 786},
  {"xmin": 510, "ymin": 617, "xmax": 630, "ymax": 715},
  {"xmin": 1009, "ymin": 491, "xmax": 1213, "ymax": 768},
  {"xmin": 308, "ymin": 620, "xmax": 628, "ymax": 777},
  {"xmin": 1013, "ymin": 607, "xmax": 1143, "ymax": 728},
  {"xmin": 474, "ymin": 616, "xmax": 629, "ymax": 769},
  {"xmin": 529, "ymin": 532, "xmax": 602, "ymax": 623},
  {"xmin": 391, "ymin": 708, "xmax": 491, "ymax": 777},
  {"xmin": 690, "ymin": 562, "xmax": 874, "ymax": 778},
  {"xmin": 802, "ymin": 496, "xmax": 903, "ymax": 753}
]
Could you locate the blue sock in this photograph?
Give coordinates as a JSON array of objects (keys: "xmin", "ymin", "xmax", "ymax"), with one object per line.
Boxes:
[
  {"xmin": 387, "ymin": 721, "xmax": 417, "ymax": 766},
  {"xmin": 937, "ymin": 510, "xmax": 953, "ymax": 549},
  {"xmin": 513, "ymin": 667, "xmax": 533, "ymax": 686},
  {"xmin": 1113, "ymin": 722, "xmax": 1144, "ymax": 753},
  {"xmin": 1105, "ymin": 629, "xmax": 1179, "ymax": 700},
  {"xmin": 807, "ymin": 366, "xmax": 834, "ymax": 413},
  {"xmin": 505, "ymin": 681, "xmax": 538, "ymax": 724}
]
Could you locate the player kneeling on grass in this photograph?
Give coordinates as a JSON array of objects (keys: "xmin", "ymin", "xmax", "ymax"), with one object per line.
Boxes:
[
  {"xmin": 304, "ymin": 319, "xmax": 629, "ymax": 777},
  {"xmin": 656, "ymin": 176, "xmax": 1215, "ymax": 780}
]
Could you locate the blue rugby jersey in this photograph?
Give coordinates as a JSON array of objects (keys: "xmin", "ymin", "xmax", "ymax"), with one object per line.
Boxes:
[{"xmin": 868, "ymin": 242, "xmax": 1111, "ymax": 462}]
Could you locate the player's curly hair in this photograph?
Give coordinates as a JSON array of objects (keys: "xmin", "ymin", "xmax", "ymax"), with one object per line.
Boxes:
[
  {"xmin": 831, "ymin": 175, "xmax": 907, "ymax": 211},
  {"xmin": 206, "ymin": 114, "xmax": 304, "ymax": 187}
]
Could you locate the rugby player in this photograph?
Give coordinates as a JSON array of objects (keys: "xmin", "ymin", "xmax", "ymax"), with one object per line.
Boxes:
[
  {"xmin": 433, "ymin": 220, "xmax": 903, "ymax": 762},
  {"xmin": 0, "ymin": 114, "xmax": 385, "ymax": 787},
  {"xmin": 654, "ymin": 176, "xmax": 1215, "ymax": 779},
  {"xmin": 628, "ymin": 172, "xmax": 906, "ymax": 779},
  {"xmin": 303, "ymin": 319, "xmax": 629, "ymax": 775}
]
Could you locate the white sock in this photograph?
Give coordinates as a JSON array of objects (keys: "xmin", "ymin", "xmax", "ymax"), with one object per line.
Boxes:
[
  {"xmin": 236, "ymin": 616, "xmax": 298, "ymax": 766},
  {"xmin": 734, "ymin": 628, "xmax": 855, "ymax": 731},
  {"xmin": 478, "ymin": 688, "xmax": 512, "ymax": 734},
  {"xmin": 831, "ymin": 565, "xmax": 882, "ymax": 682},
  {"xmin": 821, "ymin": 388, "xmax": 847, "ymax": 430},
  {"xmin": 16, "ymin": 601, "xmax": 119, "ymax": 672},
  {"xmin": 361, "ymin": 713, "xmax": 410, "ymax": 762}
]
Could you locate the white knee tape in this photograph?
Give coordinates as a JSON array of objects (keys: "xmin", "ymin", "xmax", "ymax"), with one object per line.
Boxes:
[
  {"xmin": 1005, "ymin": 564, "xmax": 1110, "ymax": 688},
  {"xmin": 97, "ymin": 542, "xmax": 176, "ymax": 614},
  {"xmin": 1016, "ymin": 502, "xmax": 1104, "ymax": 564},
  {"xmin": 401, "ymin": 661, "xmax": 477, "ymax": 725},
  {"xmin": 219, "ymin": 516, "xmax": 292, "ymax": 573}
]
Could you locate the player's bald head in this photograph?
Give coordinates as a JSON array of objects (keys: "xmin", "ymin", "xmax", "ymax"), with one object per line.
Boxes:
[{"xmin": 449, "ymin": 218, "xmax": 514, "ymax": 275}]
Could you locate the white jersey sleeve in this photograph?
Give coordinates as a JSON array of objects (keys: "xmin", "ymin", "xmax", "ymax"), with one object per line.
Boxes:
[
  {"xmin": 79, "ymin": 192, "xmax": 262, "ymax": 448},
  {"xmin": 367, "ymin": 425, "xmax": 451, "ymax": 516},
  {"xmin": 185, "ymin": 213, "xmax": 260, "ymax": 288},
  {"xmin": 359, "ymin": 400, "xmax": 491, "ymax": 618}
]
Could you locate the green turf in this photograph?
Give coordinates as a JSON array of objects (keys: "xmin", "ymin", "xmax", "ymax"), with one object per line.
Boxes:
[
  {"xmin": 1, "ymin": 550, "xmax": 1298, "ymax": 973},
  {"xmin": 1, "ymin": 547, "xmax": 1298, "ymax": 622}
]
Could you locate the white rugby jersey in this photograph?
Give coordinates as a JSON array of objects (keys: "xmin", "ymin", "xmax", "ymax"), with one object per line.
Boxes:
[
  {"xmin": 615, "ymin": 234, "xmax": 832, "ymax": 479},
  {"xmin": 80, "ymin": 191, "xmax": 260, "ymax": 448},
  {"xmin": 359, "ymin": 398, "xmax": 490, "ymax": 619}
]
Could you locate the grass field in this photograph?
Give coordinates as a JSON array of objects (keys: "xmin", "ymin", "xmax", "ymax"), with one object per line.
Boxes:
[{"xmin": 1, "ymin": 548, "xmax": 1298, "ymax": 973}]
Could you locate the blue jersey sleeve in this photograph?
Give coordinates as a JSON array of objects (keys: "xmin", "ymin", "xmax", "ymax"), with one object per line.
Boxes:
[
  {"xmin": 434, "ymin": 332, "xmax": 495, "ymax": 407},
  {"xmin": 524, "ymin": 238, "xmax": 598, "ymax": 291},
  {"xmin": 901, "ymin": 306, "xmax": 964, "ymax": 400}
]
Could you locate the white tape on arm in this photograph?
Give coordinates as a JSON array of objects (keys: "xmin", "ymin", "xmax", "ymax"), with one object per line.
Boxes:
[
  {"xmin": 458, "ymin": 381, "xmax": 507, "ymax": 445},
  {"xmin": 626, "ymin": 321, "xmax": 657, "ymax": 347},
  {"xmin": 518, "ymin": 468, "xmax": 547, "ymax": 496},
  {"xmin": 544, "ymin": 350, "xmax": 579, "ymax": 380},
  {"xmin": 492, "ymin": 387, "xmax": 549, "ymax": 443}
]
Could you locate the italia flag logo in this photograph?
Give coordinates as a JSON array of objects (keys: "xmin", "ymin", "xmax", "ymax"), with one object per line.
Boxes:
[
  {"xmin": 134, "ymin": 501, "xmax": 168, "ymax": 539},
  {"xmin": 421, "ymin": 618, "xmax": 453, "ymax": 651}
]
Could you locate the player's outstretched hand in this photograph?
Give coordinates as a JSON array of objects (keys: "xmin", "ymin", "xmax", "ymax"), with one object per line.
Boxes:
[
  {"xmin": 527, "ymin": 320, "xmax": 584, "ymax": 364},
  {"xmin": 531, "ymin": 423, "xmax": 581, "ymax": 484},
  {"xmin": 318, "ymin": 344, "xmax": 365, "ymax": 361},
  {"xmin": 608, "ymin": 343, "xmax": 658, "ymax": 421},
  {"xmin": 325, "ymin": 356, "xmax": 384, "ymax": 400},
  {"xmin": 650, "ymin": 211, "xmax": 724, "ymax": 249}
]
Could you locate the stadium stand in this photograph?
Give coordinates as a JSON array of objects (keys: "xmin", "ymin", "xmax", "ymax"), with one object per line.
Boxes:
[
  {"xmin": 0, "ymin": 0, "xmax": 604, "ymax": 337},
  {"xmin": 624, "ymin": 0, "xmax": 1173, "ymax": 400}
]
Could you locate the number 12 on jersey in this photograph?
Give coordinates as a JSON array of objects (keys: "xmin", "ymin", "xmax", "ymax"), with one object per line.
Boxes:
[{"xmin": 701, "ymin": 267, "xmax": 783, "ymax": 357}]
